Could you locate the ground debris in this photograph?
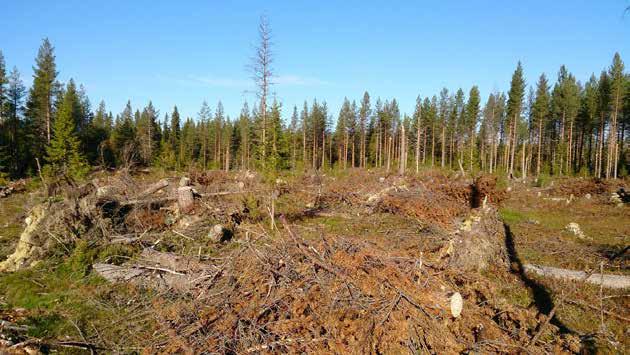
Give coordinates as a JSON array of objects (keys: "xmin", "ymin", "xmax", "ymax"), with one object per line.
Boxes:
[
  {"xmin": 0, "ymin": 180, "xmax": 26, "ymax": 199},
  {"xmin": 0, "ymin": 170, "xmax": 587, "ymax": 353},
  {"xmin": 565, "ymin": 222, "xmax": 590, "ymax": 240}
]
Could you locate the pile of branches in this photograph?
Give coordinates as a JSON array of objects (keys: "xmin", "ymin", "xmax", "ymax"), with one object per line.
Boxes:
[{"xmin": 113, "ymin": 216, "xmax": 571, "ymax": 354}]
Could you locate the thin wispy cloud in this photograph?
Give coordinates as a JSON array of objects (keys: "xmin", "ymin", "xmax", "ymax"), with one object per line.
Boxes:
[
  {"xmin": 192, "ymin": 76, "xmax": 250, "ymax": 88},
  {"xmin": 273, "ymin": 75, "xmax": 331, "ymax": 86},
  {"xmin": 177, "ymin": 74, "xmax": 330, "ymax": 88}
]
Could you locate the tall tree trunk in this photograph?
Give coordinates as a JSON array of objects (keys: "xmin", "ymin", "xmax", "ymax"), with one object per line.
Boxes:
[
  {"xmin": 302, "ymin": 125, "xmax": 307, "ymax": 170},
  {"xmin": 607, "ymin": 91, "xmax": 621, "ymax": 179},
  {"xmin": 352, "ymin": 140, "xmax": 355, "ymax": 168},
  {"xmin": 46, "ymin": 93, "xmax": 51, "ymax": 144},
  {"xmin": 321, "ymin": 130, "xmax": 326, "ymax": 169},
  {"xmin": 536, "ymin": 118, "xmax": 543, "ymax": 177},
  {"xmin": 422, "ymin": 127, "xmax": 427, "ymax": 165},
  {"xmin": 399, "ymin": 124, "xmax": 406, "ymax": 175},
  {"xmin": 431, "ymin": 123, "xmax": 435, "ymax": 167},
  {"xmin": 416, "ymin": 118, "xmax": 421, "ymax": 173},
  {"xmin": 567, "ymin": 119, "xmax": 573, "ymax": 174},
  {"xmin": 440, "ymin": 126, "xmax": 446, "ymax": 168},
  {"xmin": 521, "ymin": 140, "xmax": 527, "ymax": 180},
  {"xmin": 509, "ymin": 114, "xmax": 517, "ymax": 177}
]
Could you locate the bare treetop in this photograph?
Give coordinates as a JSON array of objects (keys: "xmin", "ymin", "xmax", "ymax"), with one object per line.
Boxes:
[{"xmin": 250, "ymin": 15, "xmax": 274, "ymax": 98}]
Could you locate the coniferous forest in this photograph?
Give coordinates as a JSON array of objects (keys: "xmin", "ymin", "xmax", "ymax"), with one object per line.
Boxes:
[{"xmin": 1, "ymin": 32, "xmax": 629, "ymax": 182}]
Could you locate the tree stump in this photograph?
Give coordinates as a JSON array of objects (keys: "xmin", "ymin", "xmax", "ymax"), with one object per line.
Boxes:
[{"xmin": 177, "ymin": 186, "xmax": 194, "ymax": 213}]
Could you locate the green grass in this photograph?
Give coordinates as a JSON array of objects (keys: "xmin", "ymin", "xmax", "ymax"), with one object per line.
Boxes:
[
  {"xmin": 0, "ymin": 242, "xmax": 100, "ymax": 336},
  {"xmin": 0, "ymin": 240, "xmax": 156, "ymax": 345},
  {"xmin": 498, "ymin": 208, "xmax": 528, "ymax": 224},
  {"xmin": 0, "ymin": 190, "xmax": 39, "ymax": 260}
]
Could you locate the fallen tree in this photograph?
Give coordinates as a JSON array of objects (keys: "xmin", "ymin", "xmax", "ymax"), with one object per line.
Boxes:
[{"xmin": 524, "ymin": 264, "xmax": 630, "ymax": 289}]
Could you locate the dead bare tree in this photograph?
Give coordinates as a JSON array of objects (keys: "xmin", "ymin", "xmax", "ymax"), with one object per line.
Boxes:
[{"xmin": 249, "ymin": 15, "xmax": 274, "ymax": 168}]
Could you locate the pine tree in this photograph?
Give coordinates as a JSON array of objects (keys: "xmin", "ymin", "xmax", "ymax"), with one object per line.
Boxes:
[
  {"xmin": 412, "ymin": 95, "xmax": 422, "ymax": 172},
  {"xmin": 45, "ymin": 80, "xmax": 88, "ymax": 179},
  {"xmin": 578, "ymin": 75, "xmax": 598, "ymax": 173},
  {"xmin": 335, "ymin": 98, "xmax": 351, "ymax": 168},
  {"xmin": 26, "ymin": 38, "xmax": 59, "ymax": 159},
  {"xmin": 606, "ymin": 53, "xmax": 625, "ymax": 178},
  {"xmin": 289, "ymin": 105, "xmax": 299, "ymax": 169},
  {"xmin": 358, "ymin": 92, "xmax": 371, "ymax": 168},
  {"xmin": 4, "ymin": 68, "xmax": 27, "ymax": 177},
  {"xmin": 451, "ymin": 89, "xmax": 465, "ymax": 167},
  {"xmin": 437, "ymin": 88, "xmax": 449, "ymax": 168},
  {"xmin": 0, "ymin": 54, "xmax": 8, "ymax": 178},
  {"xmin": 551, "ymin": 66, "xmax": 580, "ymax": 175},
  {"xmin": 300, "ymin": 101, "xmax": 309, "ymax": 168},
  {"xmin": 0, "ymin": 50, "xmax": 6, "ymax": 123}
]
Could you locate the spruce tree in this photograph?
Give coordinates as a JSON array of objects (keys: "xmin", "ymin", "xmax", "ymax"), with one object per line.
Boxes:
[
  {"xmin": 197, "ymin": 101, "xmax": 212, "ymax": 168},
  {"xmin": 136, "ymin": 101, "xmax": 160, "ymax": 165},
  {"xmin": 170, "ymin": 106, "xmax": 181, "ymax": 153},
  {"xmin": 238, "ymin": 102, "xmax": 251, "ymax": 169},
  {"xmin": 532, "ymin": 74, "xmax": 550, "ymax": 176},
  {"xmin": 26, "ymin": 38, "xmax": 59, "ymax": 158},
  {"xmin": 213, "ymin": 102, "xmax": 225, "ymax": 167},
  {"xmin": 465, "ymin": 86, "xmax": 480, "ymax": 171},
  {"xmin": 112, "ymin": 101, "xmax": 136, "ymax": 165},
  {"xmin": 45, "ymin": 80, "xmax": 88, "ymax": 179},
  {"xmin": 268, "ymin": 99, "xmax": 284, "ymax": 171},
  {"xmin": 86, "ymin": 100, "xmax": 113, "ymax": 166},
  {"xmin": 506, "ymin": 62, "xmax": 526, "ymax": 177}
]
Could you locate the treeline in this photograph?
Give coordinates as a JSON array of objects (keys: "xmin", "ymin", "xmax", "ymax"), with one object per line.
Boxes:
[{"xmin": 0, "ymin": 39, "xmax": 629, "ymax": 181}]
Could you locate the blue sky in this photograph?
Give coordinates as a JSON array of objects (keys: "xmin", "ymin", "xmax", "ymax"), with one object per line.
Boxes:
[{"xmin": 2, "ymin": 1, "xmax": 629, "ymax": 122}]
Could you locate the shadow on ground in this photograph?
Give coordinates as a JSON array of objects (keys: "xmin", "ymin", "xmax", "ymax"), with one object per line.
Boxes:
[{"xmin": 503, "ymin": 223, "xmax": 600, "ymax": 351}]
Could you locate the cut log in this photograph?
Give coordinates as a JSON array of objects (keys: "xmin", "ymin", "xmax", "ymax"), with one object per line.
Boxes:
[
  {"xmin": 136, "ymin": 178, "xmax": 169, "ymax": 198},
  {"xmin": 140, "ymin": 248, "xmax": 205, "ymax": 273},
  {"xmin": 178, "ymin": 186, "xmax": 195, "ymax": 213},
  {"xmin": 524, "ymin": 264, "xmax": 630, "ymax": 289},
  {"xmin": 93, "ymin": 249, "xmax": 210, "ymax": 291},
  {"xmin": 93, "ymin": 263, "xmax": 145, "ymax": 282}
]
